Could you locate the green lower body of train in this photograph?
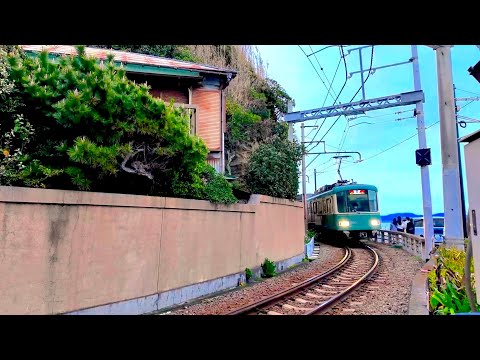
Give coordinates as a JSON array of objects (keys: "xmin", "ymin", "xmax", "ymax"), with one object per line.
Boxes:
[{"xmin": 308, "ymin": 213, "xmax": 381, "ymax": 240}]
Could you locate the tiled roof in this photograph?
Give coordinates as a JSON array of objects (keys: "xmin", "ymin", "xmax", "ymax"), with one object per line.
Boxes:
[{"xmin": 20, "ymin": 45, "xmax": 237, "ymax": 77}]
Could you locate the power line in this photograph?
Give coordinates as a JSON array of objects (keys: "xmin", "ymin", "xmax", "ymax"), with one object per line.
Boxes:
[
  {"xmin": 307, "ymin": 45, "xmax": 339, "ymax": 57},
  {"xmin": 318, "ymin": 120, "xmax": 440, "ymax": 174},
  {"xmin": 308, "ymin": 45, "xmax": 375, "ymax": 154},
  {"xmin": 298, "ymin": 45, "xmax": 338, "ymax": 104},
  {"xmin": 318, "ymin": 160, "xmax": 342, "ymax": 173},
  {"xmin": 304, "ymin": 141, "xmax": 347, "ymax": 169},
  {"xmin": 348, "ymin": 108, "xmax": 414, "ymax": 120},
  {"xmin": 348, "ymin": 116, "xmax": 415, "ymax": 127},
  {"xmin": 325, "ymin": 143, "xmax": 342, "ymax": 150},
  {"xmin": 306, "ymin": 45, "xmax": 351, "ymax": 151},
  {"xmin": 305, "ymin": 46, "xmax": 373, "ymax": 171},
  {"xmin": 338, "ymin": 121, "xmax": 350, "ymax": 150},
  {"xmin": 306, "ymin": 152, "xmax": 331, "ymax": 169},
  {"xmin": 458, "ymin": 115, "xmax": 480, "ymax": 123},
  {"xmin": 305, "ymin": 46, "xmax": 346, "ymax": 138},
  {"xmin": 298, "ymin": 45, "xmax": 342, "ymax": 148},
  {"xmin": 306, "ymin": 55, "xmax": 343, "ymax": 138},
  {"xmin": 309, "ymin": 45, "xmax": 339, "ymax": 101},
  {"xmin": 456, "ymin": 88, "xmax": 480, "ymax": 97},
  {"xmin": 457, "ymin": 98, "xmax": 479, "ymax": 111}
]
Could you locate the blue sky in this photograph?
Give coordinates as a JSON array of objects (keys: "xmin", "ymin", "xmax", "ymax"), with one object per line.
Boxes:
[{"xmin": 256, "ymin": 45, "xmax": 480, "ymax": 215}]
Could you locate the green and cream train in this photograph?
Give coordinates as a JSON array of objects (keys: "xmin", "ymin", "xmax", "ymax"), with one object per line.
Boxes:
[{"xmin": 307, "ymin": 181, "xmax": 381, "ymax": 241}]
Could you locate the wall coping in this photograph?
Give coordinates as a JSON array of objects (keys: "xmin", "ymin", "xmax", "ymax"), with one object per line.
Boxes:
[
  {"xmin": 0, "ymin": 186, "xmax": 303, "ymax": 213},
  {"xmin": 408, "ymin": 258, "xmax": 435, "ymax": 315},
  {"xmin": 248, "ymin": 194, "xmax": 303, "ymax": 208}
]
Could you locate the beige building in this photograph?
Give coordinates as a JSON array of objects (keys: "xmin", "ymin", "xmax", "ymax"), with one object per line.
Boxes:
[{"xmin": 460, "ymin": 128, "xmax": 480, "ymax": 304}]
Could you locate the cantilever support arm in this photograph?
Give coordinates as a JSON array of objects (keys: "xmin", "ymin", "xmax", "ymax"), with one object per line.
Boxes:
[
  {"xmin": 284, "ymin": 90, "xmax": 424, "ymax": 123},
  {"xmin": 307, "ymin": 151, "xmax": 362, "ymax": 162}
]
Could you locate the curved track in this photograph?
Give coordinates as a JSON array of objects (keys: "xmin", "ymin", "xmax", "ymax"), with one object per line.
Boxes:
[{"xmin": 225, "ymin": 244, "xmax": 379, "ymax": 315}]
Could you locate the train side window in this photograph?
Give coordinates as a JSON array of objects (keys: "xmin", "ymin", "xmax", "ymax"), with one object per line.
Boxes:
[
  {"xmin": 336, "ymin": 191, "xmax": 346, "ymax": 213},
  {"xmin": 368, "ymin": 190, "xmax": 378, "ymax": 212}
]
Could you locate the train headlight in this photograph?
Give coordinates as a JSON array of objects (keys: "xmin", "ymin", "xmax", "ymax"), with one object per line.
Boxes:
[
  {"xmin": 338, "ymin": 220, "xmax": 350, "ymax": 227},
  {"xmin": 370, "ymin": 219, "xmax": 380, "ymax": 226}
]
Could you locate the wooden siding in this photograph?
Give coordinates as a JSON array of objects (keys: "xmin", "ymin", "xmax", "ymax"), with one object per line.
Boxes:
[
  {"xmin": 192, "ymin": 89, "xmax": 221, "ymax": 151},
  {"xmin": 207, "ymin": 157, "xmax": 222, "ymax": 173},
  {"xmin": 150, "ymin": 88, "xmax": 188, "ymax": 104}
]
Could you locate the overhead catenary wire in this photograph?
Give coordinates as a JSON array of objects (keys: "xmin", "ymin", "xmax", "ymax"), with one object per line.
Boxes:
[
  {"xmin": 307, "ymin": 45, "xmax": 340, "ymax": 57},
  {"xmin": 456, "ymin": 87, "xmax": 480, "ymax": 97},
  {"xmin": 307, "ymin": 45, "xmax": 374, "ymax": 154},
  {"xmin": 298, "ymin": 45, "xmax": 339, "ymax": 105},
  {"xmin": 338, "ymin": 121, "xmax": 350, "ymax": 151},
  {"xmin": 304, "ymin": 45, "xmax": 372, "ymax": 170},
  {"xmin": 305, "ymin": 56, "xmax": 342, "ymax": 138},
  {"xmin": 309, "ymin": 45, "xmax": 340, "ymax": 101},
  {"xmin": 348, "ymin": 116, "xmax": 416, "ymax": 127},
  {"xmin": 458, "ymin": 115, "xmax": 480, "ymax": 123},
  {"xmin": 304, "ymin": 45, "xmax": 350, "ymax": 145},
  {"xmin": 348, "ymin": 108, "xmax": 414, "ymax": 120},
  {"xmin": 317, "ymin": 120, "xmax": 440, "ymax": 174},
  {"xmin": 305, "ymin": 46, "xmax": 346, "ymax": 138}
]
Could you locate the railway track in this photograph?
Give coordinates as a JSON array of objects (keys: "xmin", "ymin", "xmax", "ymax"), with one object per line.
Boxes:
[{"xmin": 225, "ymin": 244, "xmax": 379, "ymax": 315}]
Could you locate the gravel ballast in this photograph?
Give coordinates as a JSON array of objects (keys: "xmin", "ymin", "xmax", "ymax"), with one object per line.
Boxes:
[{"xmin": 157, "ymin": 241, "xmax": 424, "ymax": 315}]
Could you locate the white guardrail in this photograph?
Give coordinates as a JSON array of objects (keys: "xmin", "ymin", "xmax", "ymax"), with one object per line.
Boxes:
[
  {"xmin": 305, "ymin": 236, "xmax": 315, "ymax": 258},
  {"xmin": 375, "ymin": 230, "xmax": 427, "ymax": 260}
]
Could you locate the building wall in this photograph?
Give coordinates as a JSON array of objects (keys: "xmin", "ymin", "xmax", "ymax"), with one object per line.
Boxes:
[
  {"xmin": 126, "ymin": 72, "xmax": 225, "ymax": 170},
  {"xmin": 150, "ymin": 88, "xmax": 188, "ymax": 104},
  {"xmin": 464, "ymin": 139, "xmax": 480, "ymax": 304},
  {"xmin": 0, "ymin": 186, "xmax": 304, "ymax": 314},
  {"xmin": 192, "ymin": 88, "xmax": 222, "ymax": 151}
]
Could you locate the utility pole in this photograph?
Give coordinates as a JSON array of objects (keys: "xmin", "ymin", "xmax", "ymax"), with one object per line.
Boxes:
[
  {"xmin": 430, "ymin": 45, "xmax": 465, "ymax": 248},
  {"xmin": 453, "ymin": 84, "xmax": 468, "ymax": 238},
  {"xmin": 411, "ymin": 45, "xmax": 434, "ymax": 260},
  {"xmin": 314, "ymin": 169, "xmax": 317, "ymax": 192},
  {"xmin": 287, "ymin": 100, "xmax": 294, "ymax": 141},
  {"xmin": 301, "ymin": 123, "xmax": 307, "ymax": 230}
]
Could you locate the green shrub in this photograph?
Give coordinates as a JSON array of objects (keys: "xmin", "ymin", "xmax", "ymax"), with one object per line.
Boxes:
[
  {"xmin": 3, "ymin": 46, "xmax": 211, "ymax": 199},
  {"xmin": 429, "ymin": 246, "xmax": 480, "ymax": 315},
  {"xmin": 0, "ymin": 46, "xmax": 33, "ymax": 186},
  {"xmin": 171, "ymin": 162, "xmax": 237, "ymax": 204},
  {"xmin": 261, "ymin": 258, "xmax": 277, "ymax": 278},
  {"xmin": 202, "ymin": 164, "xmax": 237, "ymax": 204},
  {"xmin": 245, "ymin": 268, "xmax": 253, "ymax": 282},
  {"xmin": 305, "ymin": 229, "xmax": 316, "ymax": 244},
  {"xmin": 226, "ymin": 100, "xmax": 261, "ymax": 143},
  {"xmin": 245, "ymin": 137, "xmax": 303, "ymax": 200},
  {"xmin": 256, "ymin": 78, "xmax": 294, "ymax": 121},
  {"xmin": 430, "ymin": 280, "xmax": 475, "ymax": 315}
]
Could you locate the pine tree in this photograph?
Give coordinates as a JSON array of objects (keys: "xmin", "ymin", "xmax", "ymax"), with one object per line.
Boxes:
[{"xmin": 5, "ymin": 46, "xmax": 210, "ymax": 197}]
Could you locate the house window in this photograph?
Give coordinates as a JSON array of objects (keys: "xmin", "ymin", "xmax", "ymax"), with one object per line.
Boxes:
[{"xmin": 173, "ymin": 104, "xmax": 197, "ymax": 136}]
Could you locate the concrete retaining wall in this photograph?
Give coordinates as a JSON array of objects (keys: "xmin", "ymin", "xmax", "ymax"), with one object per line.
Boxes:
[
  {"xmin": 0, "ymin": 186, "xmax": 304, "ymax": 314},
  {"xmin": 408, "ymin": 259, "xmax": 435, "ymax": 315}
]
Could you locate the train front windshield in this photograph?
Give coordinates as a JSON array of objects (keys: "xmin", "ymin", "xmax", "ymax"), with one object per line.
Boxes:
[{"xmin": 337, "ymin": 189, "xmax": 378, "ymax": 213}]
